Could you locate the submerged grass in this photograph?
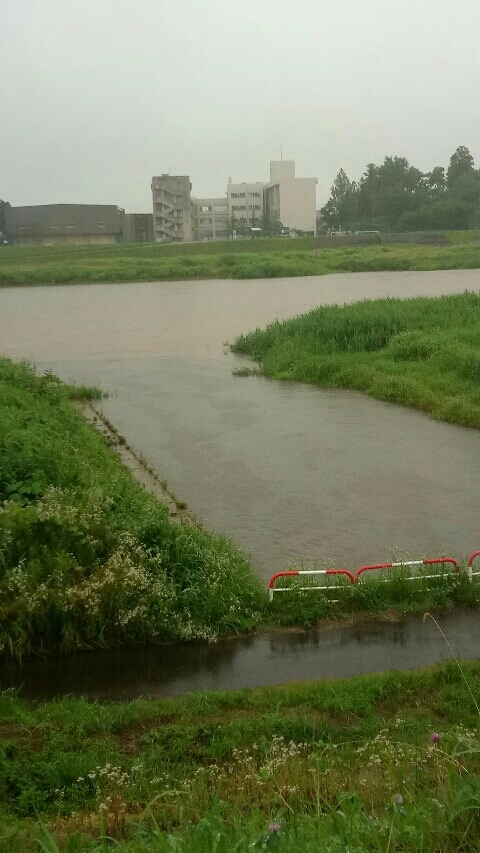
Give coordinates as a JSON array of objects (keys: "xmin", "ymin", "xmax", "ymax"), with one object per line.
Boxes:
[
  {"xmin": 232, "ymin": 291, "xmax": 480, "ymax": 429},
  {"xmin": 1, "ymin": 233, "xmax": 480, "ymax": 284},
  {"xmin": 2, "ymin": 658, "xmax": 480, "ymax": 849}
]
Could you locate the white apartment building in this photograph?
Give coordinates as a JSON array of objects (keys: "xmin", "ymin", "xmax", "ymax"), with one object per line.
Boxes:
[
  {"xmin": 151, "ymin": 159, "xmax": 317, "ymax": 242},
  {"xmin": 191, "ymin": 197, "xmax": 229, "ymax": 241},
  {"xmin": 227, "ymin": 179, "xmax": 264, "ymax": 227},
  {"xmin": 151, "ymin": 175, "xmax": 192, "ymax": 242},
  {"xmin": 264, "ymin": 161, "xmax": 317, "ymax": 235}
]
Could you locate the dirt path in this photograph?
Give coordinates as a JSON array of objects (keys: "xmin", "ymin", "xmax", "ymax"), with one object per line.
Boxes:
[{"xmin": 76, "ymin": 400, "xmax": 199, "ymax": 527}]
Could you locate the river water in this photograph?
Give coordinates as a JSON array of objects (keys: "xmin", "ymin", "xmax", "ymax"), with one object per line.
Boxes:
[
  {"xmin": 1, "ymin": 268, "xmax": 480, "ymax": 581},
  {"xmin": 0, "ymin": 611, "xmax": 478, "ymax": 701}
]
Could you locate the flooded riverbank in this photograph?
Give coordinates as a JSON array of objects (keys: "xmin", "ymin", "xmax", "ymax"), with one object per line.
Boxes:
[{"xmin": 0, "ymin": 269, "xmax": 479, "ymax": 579}]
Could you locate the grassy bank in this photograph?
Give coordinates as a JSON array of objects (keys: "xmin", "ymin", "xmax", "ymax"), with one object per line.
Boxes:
[
  {"xmin": 1, "ymin": 233, "xmax": 480, "ymax": 285},
  {"xmin": 0, "ymin": 359, "xmax": 264, "ymax": 656},
  {"xmin": 2, "ymin": 658, "xmax": 480, "ymax": 850},
  {"xmin": 232, "ymin": 291, "xmax": 480, "ymax": 429}
]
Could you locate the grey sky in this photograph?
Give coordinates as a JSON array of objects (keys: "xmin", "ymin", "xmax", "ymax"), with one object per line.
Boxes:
[{"xmin": 2, "ymin": 0, "xmax": 479, "ymax": 212}]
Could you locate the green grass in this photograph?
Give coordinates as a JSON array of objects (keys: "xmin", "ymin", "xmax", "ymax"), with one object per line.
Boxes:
[
  {"xmin": 232, "ymin": 291, "xmax": 480, "ymax": 429},
  {"xmin": 1, "ymin": 231, "xmax": 480, "ymax": 284},
  {"xmin": 0, "ymin": 358, "xmax": 264, "ymax": 657},
  {"xmin": 2, "ymin": 658, "xmax": 480, "ymax": 849}
]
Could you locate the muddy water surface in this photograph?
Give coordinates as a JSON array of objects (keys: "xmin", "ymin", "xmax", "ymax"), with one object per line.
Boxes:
[
  {"xmin": 1, "ymin": 269, "xmax": 479, "ymax": 579},
  {"xmin": 0, "ymin": 611, "xmax": 478, "ymax": 701}
]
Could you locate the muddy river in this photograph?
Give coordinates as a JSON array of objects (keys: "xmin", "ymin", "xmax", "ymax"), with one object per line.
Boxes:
[{"xmin": 1, "ymin": 268, "xmax": 479, "ymax": 581}]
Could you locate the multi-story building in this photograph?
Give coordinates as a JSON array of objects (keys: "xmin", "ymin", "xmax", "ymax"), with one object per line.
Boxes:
[
  {"xmin": 151, "ymin": 175, "xmax": 192, "ymax": 242},
  {"xmin": 227, "ymin": 178, "xmax": 263, "ymax": 227},
  {"xmin": 191, "ymin": 197, "xmax": 229, "ymax": 241},
  {"xmin": 150, "ymin": 159, "xmax": 317, "ymax": 242},
  {"xmin": 6, "ymin": 204, "xmax": 125, "ymax": 245},
  {"xmin": 226, "ymin": 179, "xmax": 264, "ymax": 228},
  {"xmin": 264, "ymin": 161, "xmax": 317, "ymax": 235}
]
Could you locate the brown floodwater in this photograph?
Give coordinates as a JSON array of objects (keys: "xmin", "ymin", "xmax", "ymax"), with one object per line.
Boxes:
[
  {"xmin": 1, "ymin": 269, "xmax": 480, "ymax": 580},
  {"xmin": 0, "ymin": 611, "xmax": 478, "ymax": 701}
]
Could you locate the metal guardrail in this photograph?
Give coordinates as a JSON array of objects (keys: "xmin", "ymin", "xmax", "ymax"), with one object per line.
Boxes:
[
  {"xmin": 268, "ymin": 568, "xmax": 354, "ymax": 601},
  {"xmin": 467, "ymin": 551, "xmax": 480, "ymax": 582},
  {"xmin": 268, "ymin": 555, "xmax": 468, "ymax": 599}
]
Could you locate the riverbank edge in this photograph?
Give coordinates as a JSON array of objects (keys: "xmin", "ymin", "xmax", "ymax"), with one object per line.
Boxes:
[
  {"xmin": 2, "ymin": 658, "xmax": 480, "ymax": 851},
  {"xmin": 1, "ymin": 239, "xmax": 480, "ymax": 286},
  {"xmin": 76, "ymin": 401, "xmax": 199, "ymax": 528}
]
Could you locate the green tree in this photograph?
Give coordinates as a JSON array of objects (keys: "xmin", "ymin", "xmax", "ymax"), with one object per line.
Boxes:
[
  {"xmin": 397, "ymin": 198, "xmax": 473, "ymax": 231},
  {"xmin": 447, "ymin": 146, "xmax": 475, "ymax": 189},
  {"xmin": 320, "ymin": 169, "xmax": 357, "ymax": 231},
  {"xmin": 357, "ymin": 157, "xmax": 423, "ymax": 230}
]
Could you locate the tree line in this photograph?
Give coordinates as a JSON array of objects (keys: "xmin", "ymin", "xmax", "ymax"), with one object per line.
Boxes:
[{"xmin": 320, "ymin": 146, "xmax": 480, "ymax": 233}]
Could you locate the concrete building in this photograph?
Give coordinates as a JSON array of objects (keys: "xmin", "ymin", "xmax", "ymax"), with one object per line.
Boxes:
[
  {"xmin": 123, "ymin": 213, "xmax": 154, "ymax": 243},
  {"xmin": 227, "ymin": 179, "xmax": 264, "ymax": 228},
  {"xmin": 6, "ymin": 204, "xmax": 124, "ymax": 245},
  {"xmin": 191, "ymin": 197, "xmax": 229, "ymax": 241},
  {"xmin": 151, "ymin": 175, "xmax": 192, "ymax": 242},
  {"xmin": 264, "ymin": 161, "xmax": 317, "ymax": 235}
]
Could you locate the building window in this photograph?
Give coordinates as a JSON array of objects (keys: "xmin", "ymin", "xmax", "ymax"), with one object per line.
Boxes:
[
  {"xmin": 230, "ymin": 193, "xmax": 238, "ymax": 198},
  {"xmin": 238, "ymin": 192, "xmax": 245, "ymax": 198},
  {"xmin": 200, "ymin": 205, "xmax": 212, "ymax": 213},
  {"xmin": 50, "ymin": 224, "xmax": 59, "ymax": 229},
  {"xmin": 66, "ymin": 224, "xmax": 74, "ymax": 229},
  {"xmin": 214, "ymin": 205, "xmax": 227, "ymax": 213},
  {"xmin": 97, "ymin": 222, "xmax": 105, "ymax": 228}
]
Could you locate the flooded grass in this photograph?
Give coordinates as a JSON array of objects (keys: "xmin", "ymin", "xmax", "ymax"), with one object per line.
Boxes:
[
  {"xmin": 2, "ymin": 660, "xmax": 480, "ymax": 849},
  {"xmin": 232, "ymin": 291, "xmax": 480, "ymax": 429},
  {"xmin": 1, "ymin": 234, "xmax": 480, "ymax": 284}
]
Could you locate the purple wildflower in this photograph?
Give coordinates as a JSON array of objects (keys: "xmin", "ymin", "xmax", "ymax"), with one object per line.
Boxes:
[
  {"xmin": 430, "ymin": 732, "xmax": 441, "ymax": 744},
  {"xmin": 393, "ymin": 793, "xmax": 404, "ymax": 805},
  {"xmin": 268, "ymin": 822, "xmax": 281, "ymax": 833}
]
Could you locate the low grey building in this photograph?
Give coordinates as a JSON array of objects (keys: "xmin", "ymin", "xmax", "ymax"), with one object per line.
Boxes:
[{"xmin": 6, "ymin": 204, "xmax": 125, "ymax": 245}]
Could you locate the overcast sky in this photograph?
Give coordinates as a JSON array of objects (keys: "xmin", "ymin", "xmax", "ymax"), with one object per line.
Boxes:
[{"xmin": 2, "ymin": 0, "xmax": 479, "ymax": 212}]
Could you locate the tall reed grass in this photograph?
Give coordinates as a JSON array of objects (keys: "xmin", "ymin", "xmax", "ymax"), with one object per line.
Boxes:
[{"xmin": 232, "ymin": 292, "xmax": 480, "ymax": 428}]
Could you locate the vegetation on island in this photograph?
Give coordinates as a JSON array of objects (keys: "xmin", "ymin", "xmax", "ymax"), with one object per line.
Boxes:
[
  {"xmin": 320, "ymin": 145, "xmax": 480, "ymax": 232},
  {"xmin": 1, "ymin": 228, "xmax": 480, "ymax": 285},
  {"xmin": 2, "ymin": 658, "xmax": 480, "ymax": 850},
  {"xmin": 232, "ymin": 291, "xmax": 480, "ymax": 430}
]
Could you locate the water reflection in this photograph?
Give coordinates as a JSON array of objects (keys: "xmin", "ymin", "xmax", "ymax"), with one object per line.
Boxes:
[{"xmin": 1, "ymin": 611, "xmax": 478, "ymax": 701}]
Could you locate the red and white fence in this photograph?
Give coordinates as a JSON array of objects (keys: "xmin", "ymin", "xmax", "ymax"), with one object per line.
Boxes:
[
  {"xmin": 268, "ymin": 569, "xmax": 354, "ymax": 601},
  {"xmin": 268, "ymin": 554, "xmax": 480, "ymax": 599},
  {"xmin": 467, "ymin": 551, "xmax": 480, "ymax": 582}
]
